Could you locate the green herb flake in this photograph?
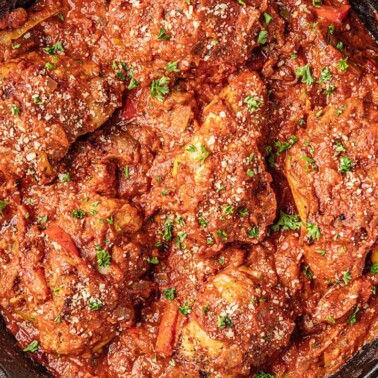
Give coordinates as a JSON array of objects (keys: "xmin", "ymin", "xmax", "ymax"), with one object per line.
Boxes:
[
  {"xmin": 178, "ymin": 301, "xmax": 191, "ymax": 315},
  {"xmin": 218, "ymin": 315, "xmax": 233, "ymax": 329},
  {"xmin": 165, "ymin": 61, "xmax": 180, "ymax": 72},
  {"xmin": 257, "ymin": 30, "xmax": 268, "ymax": 45},
  {"xmin": 157, "ymin": 28, "xmax": 170, "ymax": 40},
  {"xmin": 23, "ymin": 340, "xmax": 39, "ymax": 353},
  {"xmin": 306, "ymin": 223, "xmax": 321, "ymax": 240},
  {"xmin": 150, "ymin": 76, "xmax": 170, "ymax": 101},
  {"xmin": 163, "ymin": 288, "xmax": 176, "ymax": 300},
  {"xmin": 296, "ymin": 63, "xmax": 315, "ymax": 85},
  {"xmin": 272, "ymin": 211, "xmax": 301, "ymax": 232},
  {"xmin": 88, "ymin": 299, "xmax": 103, "ymax": 311}
]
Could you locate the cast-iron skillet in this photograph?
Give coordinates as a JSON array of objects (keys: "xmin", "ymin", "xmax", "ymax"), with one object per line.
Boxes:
[{"xmin": 0, "ymin": 0, "xmax": 378, "ymax": 377}]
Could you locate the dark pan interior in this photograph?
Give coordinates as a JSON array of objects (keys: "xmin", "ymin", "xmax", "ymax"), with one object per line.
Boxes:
[{"xmin": 0, "ymin": 1, "xmax": 378, "ymax": 378}]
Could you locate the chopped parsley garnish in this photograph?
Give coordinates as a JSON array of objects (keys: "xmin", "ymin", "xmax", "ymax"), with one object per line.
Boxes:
[
  {"xmin": 248, "ymin": 226, "xmax": 259, "ymax": 238},
  {"xmin": 127, "ymin": 78, "xmax": 139, "ymax": 90},
  {"xmin": 58, "ymin": 173, "xmax": 71, "ymax": 182},
  {"xmin": 147, "ymin": 257, "xmax": 160, "ymax": 264},
  {"xmin": 291, "ymin": 53, "xmax": 298, "ymax": 60},
  {"xmin": 306, "ymin": 223, "xmax": 321, "ymax": 240},
  {"xmin": 336, "ymin": 41, "xmax": 344, "ymax": 51},
  {"xmin": 123, "ymin": 166, "xmax": 130, "ymax": 179},
  {"xmin": 96, "ymin": 245, "xmax": 111, "ymax": 267},
  {"xmin": 327, "ymin": 316, "xmax": 336, "ymax": 324},
  {"xmin": 317, "ymin": 249, "xmax": 327, "ymax": 256},
  {"xmin": 163, "ymin": 288, "xmax": 176, "ymax": 300},
  {"xmin": 313, "ymin": 0, "xmax": 322, "ymax": 7},
  {"xmin": 246, "ymin": 169, "xmax": 255, "ymax": 177},
  {"xmin": 263, "ymin": 12, "xmax": 273, "ymax": 24},
  {"xmin": 370, "ymin": 263, "xmax": 378, "ymax": 274},
  {"xmin": 335, "ymin": 142, "xmax": 346, "ymax": 153},
  {"xmin": 165, "ymin": 61, "xmax": 180, "ymax": 72},
  {"xmin": 150, "ymin": 76, "xmax": 170, "ymax": 101},
  {"xmin": 11, "ymin": 105, "xmax": 20, "ymax": 115},
  {"xmin": 71, "ymin": 209, "xmax": 86, "ymax": 219},
  {"xmin": 296, "ymin": 63, "xmax": 315, "ymax": 85},
  {"xmin": 88, "ymin": 299, "xmax": 103, "ymax": 311},
  {"xmin": 199, "ymin": 217, "xmax": 208, "ymax": 228},
  {"xmin": 163, "ymin": 218, "xmax": 174, "ymax": 241},
  {"xmin": 272, "ymin": 211, "xmax": 301, "ymax": 232},
  {"xmin": 339, "ymin": 156, "xmax": 352, "ymax": 174},
  {"xmin": 254, "ymin": 372, "xmax": 274, "ymax": 378},
  {"xmin": 338, "ymin": 57, "xmax": 349, "ymax": 72},
  {"xmin": 196, "ymin": 144, "xmax": 211, "ymax": 162},
  {"xmin": 319, "ymin": 67, "xmax": 332, "ymax": 83},
  {"xmin": 43, "ymin": 42, "xmax": 64, "ymax": 55},
  {"xmin": 257, "ymin": 30, "xmax": 268, "ymax": 45},
  {"xmin": 349, "ymin": 306, "xmax": 360, "ymax": 325},
  {"xmin": 218, "ymin": 315, "xmax": 233, "ymax": 329},
  {"xmin": 45, "ymin": 55, "xmax": 58, "ymax": 70},
  {"xmin": 275, "ymin": 135, "xmax": 298, "ymax": 154},
  {"xmin": 178, "ymin": 301, "xmax": 191, "ymax": 315},
  {"xmin": 342, "ymin": 270, "xmax": 352, "ymax": 285},
  {"xmin": 216, "ymin": 229, "xmax": 228, "ymax": 241},
  {"xmin": 244, "ymin": 96, "xmax": 263, "ymax": 113},
  {"xmin": 0, "ymin": 200, "xmax": 9, "ymax": 217},
  {"xmin": 12, "ymin": 44, "xmax": 21, "ymax": 50},
  {"xmin": 23, "ymin": 340, "xmax": 39, "ymax": 353},
  {"xmin": 329, "ymin": 24, "xmax": 335, "ymax": 34},
  {"xmin": 303, "ymin": 266, "xmax": 314, "ymax": 279},
  {"xmin": 239, "ymin": 208, "xmax": 249, "ymax": 217},
  {"xmin": 222, "ymin": 205, "xmax": 234, "ymax": 215},
  {"xmin": 157, "ymin": 28, "xmax": 170, "ymax": 40},
  {"xmin": 186, "ymin": 144, "xmax": 197, "ymax": 152}
]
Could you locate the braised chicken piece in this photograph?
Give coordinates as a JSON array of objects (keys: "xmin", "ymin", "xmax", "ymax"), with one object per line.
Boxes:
[
  {"xmin": 178, "ymin": 245, "xmax": 295, "ymax": 376},
  {"xmin": 107, "ymin": 0, "xmax": 267, "ymax": 82},
  {"xmin": 0, "ymin": 51, "xmax": 123, "ymax": 181},
  {"xmin": 285, "ymin": 99, "xmax": 378, "ymax": 284},
  {"xmin": 144, "ymin": 71, "xmax": 276, "ymax": 252}
]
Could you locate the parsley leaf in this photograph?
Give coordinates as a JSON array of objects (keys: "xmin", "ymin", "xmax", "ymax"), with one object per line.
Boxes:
[
  {"xmin": 96, "ymin": 245, "xmax": 111, "ymax": 267},
  {"xmin": 178, "ymin": 301, "xmax": 191, "ymax": 315},
  {"xmin": 0, "ymin": 200, "xmax": 9, "ymax": 217},
  {"xmin": 218, "ymin": 315, "xmax": 233, "ymax": 328},
  {"xmin": 157, "ymin": 28, "xmax": 170, "ymax": 40},
  {"xmin": 244, "ymin": 96, "xmax": 264, "ymax": 113},
  {"xmin": 257, "ymin": 30, "xmax": 268, "ymax": 45},
  {"xmin": 43, "ymin": 42, "xmax": 64, "ymax": 55},
  {"xmin": 23, "ymin": 340, "xmax": 39, "ymax": 353},
  {"xmin": 296, "ymin": 63, "xmax": 315, "ymax": 85},
  {"xmin": 338, "ymin": 57, "xmax": 349, "ymax": 72},
  {"xmin": 272, "ymin": 211, "xmax": 302, "ymax": 232},
  {"xmin": 306, "ymin": 223, "xmax": 321, "ymax": 240},
  {"xmin": 339, "ymin": 156, "xmax": 352, "ymax": 174},
  {"xmin": 163, "ymin": 288, "xmax": 176, "ymax": 300},
  {"xmin": 348, "ymin": 306, "xmax": 360, "ymax": 325},
  {"xmin": 150, "ymin": 76, "xmax": 170, "ymax": 101},
  {"xmin": 88, "ymin": 299, "xmax": 103, "ymax": 310},
  {"xmin": 165, "ymin": 61, "xmax": 180, "ymax": 72}
]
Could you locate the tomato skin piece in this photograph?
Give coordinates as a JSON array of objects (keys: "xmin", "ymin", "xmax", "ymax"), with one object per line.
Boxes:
[
  {"xmin": 44, "ymin": 224, "xmax": 80, "ymax": 258},
  {"xmin": 121, "ymin": 95, "xmax": 137, "ymax": 121},
  {"xmin": 315, "ymin": 5, "xmax": 351, "ymax": 24}
]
